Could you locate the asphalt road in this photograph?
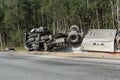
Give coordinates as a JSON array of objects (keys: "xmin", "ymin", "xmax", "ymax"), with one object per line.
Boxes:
[{"xmin": 0, "ymin": 52, "xmax": 120, "ymax": 80}]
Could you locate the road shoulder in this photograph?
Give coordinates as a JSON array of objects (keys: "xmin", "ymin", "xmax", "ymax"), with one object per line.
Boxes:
[{"xmin": 16, "ymin": 51, "xmax": 120, "ymax": 60}]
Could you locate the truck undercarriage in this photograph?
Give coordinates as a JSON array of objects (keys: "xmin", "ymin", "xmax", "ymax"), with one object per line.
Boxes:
[
  {"xmin": 24, "ymin": 25, "xmax": 120, "ymax": 52},
  {"xmin": 24, "ymin": 25, "xmax": 83, "ymax": 51}
]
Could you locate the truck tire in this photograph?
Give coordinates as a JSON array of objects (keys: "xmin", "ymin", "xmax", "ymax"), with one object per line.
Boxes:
[
  {"xmin": 68, "ymin": 31, "xmax": 80, "ymax": 44},
  {"xmin": 70, "ymin": 25, "xmax": 79, "ymax": 31},
  {"xmin": 28, "ymin": 33, "xmax": 38, "ymax": 38},
  {"xmin": 115, "ymin": 36, "xmax": 120, "ymax": 49},
  {"xmin": 24, "ymin": 45, "xmax": 33, "ymax": 51},
  {"xmin": 24, "ymin": 41, "xmax": 34, "ymax": 51},
  {"xmin": 41, "ymin": 35, "xmax": 49, "ymax": 40},
  {"xmin": 33, "ymin": 44, "xmax": 40, "ymax": 51},
  {"xmin": 115, "ymin": 31, "xmax": 120, "ymax": 49},
  {"xmin": 44, "ymin": 43, "xmax": 48, "ymax": 51},
  {"xmin": 26, "ymin": 37, "xmax": 35, "ymax": 43},
  {"xmin": 35, "ymin": 27, "xmax": 45, "ymax": 33}
]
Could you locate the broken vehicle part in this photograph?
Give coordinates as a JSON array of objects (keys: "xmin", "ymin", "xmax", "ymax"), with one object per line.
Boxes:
[{"xmin": 81, "ymin": 29, "xmax": 117, "ymax": 52}]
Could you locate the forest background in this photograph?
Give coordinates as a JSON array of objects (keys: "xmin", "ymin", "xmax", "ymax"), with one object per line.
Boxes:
[{"xmin": 0, "ymin": 0, "xmax": 119, "ymax": 48}]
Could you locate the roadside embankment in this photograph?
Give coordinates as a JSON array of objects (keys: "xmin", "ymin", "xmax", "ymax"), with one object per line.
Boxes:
[{"xmin": 17, "ymin": 51, "xmax": 120, "ymax": 60}]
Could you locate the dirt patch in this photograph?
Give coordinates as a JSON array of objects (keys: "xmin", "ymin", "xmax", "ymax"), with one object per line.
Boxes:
[{"xmin": 17, "ymin": 51, "xmax": 120, "ymax": 60}]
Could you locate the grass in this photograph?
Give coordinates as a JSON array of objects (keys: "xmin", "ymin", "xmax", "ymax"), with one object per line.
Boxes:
[{"xmin": 15, "ymin": 46, "xmax": 26, "ymax": 51}]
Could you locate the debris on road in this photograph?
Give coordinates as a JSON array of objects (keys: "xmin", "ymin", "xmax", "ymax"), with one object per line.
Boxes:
[{"xmin": 4, "ymin": 47, "xmax": 15, "ymax": 51}]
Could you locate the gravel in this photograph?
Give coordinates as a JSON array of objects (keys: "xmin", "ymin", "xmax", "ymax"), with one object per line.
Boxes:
[{"xmin": 17, "ymin": 51, "xmax": 120, "ymax": 60}]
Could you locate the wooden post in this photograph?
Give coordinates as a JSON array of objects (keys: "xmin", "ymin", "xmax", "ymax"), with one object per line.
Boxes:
[
  {"xmin": 0, "ymin": 33, "xmax": 3, "ymax": 48},
  {"xmin": 96, "ymin": 9, "xmax": 100, "ymax": 29},
  {"xmin": 116, "ymin": 0, "xmax": 119, "ymax": 29},
  {"xmin": 110, "ymin": 0, "xmax": 115, "ymax": 28}
]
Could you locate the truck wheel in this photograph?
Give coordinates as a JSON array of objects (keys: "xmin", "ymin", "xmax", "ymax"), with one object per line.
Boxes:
[
  {"xmin": 28, "ymin": 33, "xmax": 38, "ymax": 38},
  {"xmin": 68, "ymin": 31, "xmax": 80, "ymax": 44},
  {"xmin": 44, "ymin": 43, "xmax": 48, "ymax": 51},
  {"xmin": 24, "ymin": 45, "xmax": 33, "ymax": 51},
  {"xmin": 24, "ymin": 41, "xmax": 34, "ymax": 51},
  {"xmin": 115, "ymin": 37, "xmax": 120, "ymax": 49},
  {"xmin": 70, "ymin": 25, "xmax": 79, "ymax": 31},
  {"xmin": 34, "ymin": 44, "xmax": 40, "ymax": 51}
]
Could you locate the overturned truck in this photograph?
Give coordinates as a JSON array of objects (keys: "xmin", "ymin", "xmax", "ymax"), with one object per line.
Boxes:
[
  {"xmin": 24, "ymin": 25, "xmax": 83, "ymax": 51},
  {"xmin": 24, "ymin": 26, "xmax": 120, "ymax": 52}
]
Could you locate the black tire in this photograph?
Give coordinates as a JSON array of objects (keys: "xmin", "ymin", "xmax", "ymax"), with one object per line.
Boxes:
[
  {"xmin": 27, "ymin": 33, "xmax": 38, "ymax": 38},
  {"xmin": 24, "ymin": 34, "xmax": 38, "ymax": 51},
  {"xmin": 24, "ymin": 45, "xmax": 33, "ymax": 51},
  {"xmin": 33, "ymin": 44, "xmax": 40, "ymax": 51},
  {"xmin": 44, "ymin": 43, "xmax": 48, "ymax": 51},
  {"xmin": 26, "ymin": 37, "xmax": 35, "ymax": 43},
  {"xmin": 115, "ymin": 31, "xmax": 120, "ymax": 49},
  {"xmin": 24, "ymin": 41, "xmax": 34, "ymax": 51},
  {"xmin": 115, "ymin": 36, "xmax": 120, "ymax": 49},
  {"xmin": 67, "ymin": 31, "xmax": 80, "ymax": 44},
  {"xmin": 41, "ymin": 35, "xmax": 49, "ymax": 40},
  {"xmin": 24, "ymin": 27, "xmax": 53, "ymax": 51},
  {"xmin": 70, "ymin": 25, "xmax": 79, "ymax": 31},
  {"xmin": 35, "ymin": 27, "xmax": 44, "ymax": 33}
]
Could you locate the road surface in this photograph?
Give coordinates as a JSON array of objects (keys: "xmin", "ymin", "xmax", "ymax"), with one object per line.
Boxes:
[{"xmin": 0, "ymin": 52, "xmax": 120, "ymax": 80}]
